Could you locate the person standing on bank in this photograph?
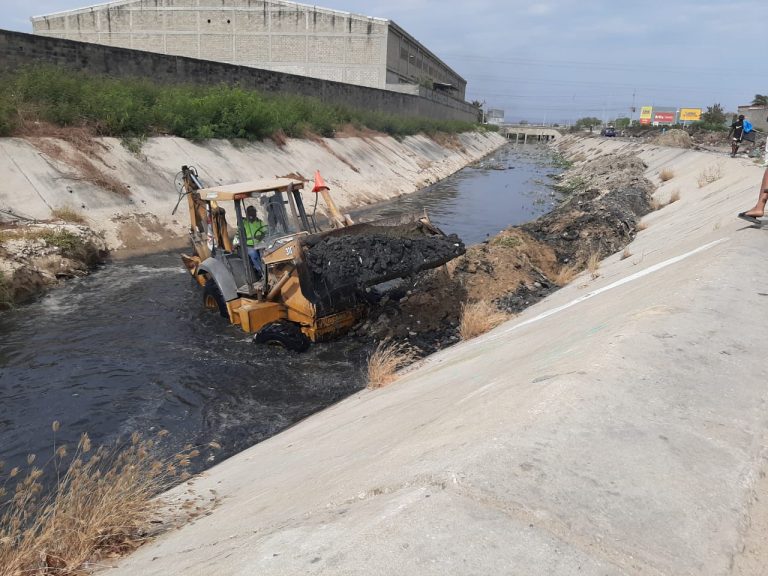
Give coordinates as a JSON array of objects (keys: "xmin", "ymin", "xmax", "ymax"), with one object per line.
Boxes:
[
  {"xmin": 244, "ymin": 205, "xmax": 267, "ymax": 275},
  {"xmin": 729, "ymin": 114, "xmax": 745, "ymax": 157},
  {"xmin": 737, "ymin": 168, "xmax": 768, "ymax": 225}
]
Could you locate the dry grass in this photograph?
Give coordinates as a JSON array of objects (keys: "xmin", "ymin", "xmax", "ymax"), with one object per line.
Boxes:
[
  {"xmin": 0, "ymin": 228, "xmax": 48, "ymax": 243},
  {"xmin": 587, "ymin": 252, "xmax": 601, "ymax": 279},
  {"xmin": 668, "ymin": 189, "xmax": 681, "ymax": 203},
  {"xmin": 659, "ymin": 168, "xmax": 675, "ymax": 182},
  {"xmin": 459, "ymin": 300, "xmax": 508, "ymax": 341},
  {"xmin": 50, "ymin": 207, "xmax": 86, "ymax": 225},
  {"xmin": 554, "ymin": 263, "xmax": 580, "ymax": 286},
  {"xmin": 29, "ymin": 137, "xmax": 129, "ymax": 197},
  {"xmin": 697, "ymin": 164, "xmax": 722, "ymax": 188},
  {"xmin": 621, "ymin": 248, "xmax": 632, "ymax": 260},
  {"xmin": 636, "ymin": 220, "xmax": 649, "ymax": 231},
  {"xmin": 366, "ymin": 341, "xmax": 416, "ymax": 389},
  {"xmin": 0, "ymin": 424, "xmax": 202, "ymax": 576}
]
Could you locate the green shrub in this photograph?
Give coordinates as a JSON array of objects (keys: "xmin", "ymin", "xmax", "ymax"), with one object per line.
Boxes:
[
  {"xmin": 41, "ymin": 229, "xmax": 88, "ymax": 260},
  {"xmin": 0, "ymin": 65, "xmax": 481, "ymax": 141}
]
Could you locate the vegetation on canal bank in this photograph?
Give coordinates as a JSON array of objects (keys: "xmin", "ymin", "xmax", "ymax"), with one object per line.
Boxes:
[
  {"xmin": 0, "ymin": 66, "xmax": 483, "ymax": 142},
  {"xmin": 0, "ymin": 424, "xmax": 212, "ymax": 576}
]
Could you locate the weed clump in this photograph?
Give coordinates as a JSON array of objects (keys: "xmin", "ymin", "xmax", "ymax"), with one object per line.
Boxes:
[
  {"xmin": 459, "ymin": 300, "xmax": 508, "ymax": 340},
  {"xmin": 50, "ymin": 207, "xmax": 86, "ymax": 225},
  {"xmin": 659, "ymin": 168, "xmax": 674, "ymax": 182},
  {"xmin": 554, "ymin": 263, "xmax": 579, "ymax": 286},
  {"xmin": 553, "ymin": 175, "xmax": 588, "ymax": 194},
  {"xmin": 491, "ymin": 235, "xmax": 521, "ymax": 249},
  {"xmin": 697, "ymin": 165, "xmax": 722, "ymax": 188},
  {"xmin": 0, "ymin": 424, "xmax": 204, "ymax": 575},
  {"xmin": 587, "ymin": 252, "xmax": 601, "ymax": 279},
  {"xmin": 40, "ymin": 229, "xmax": 88, "ymax": 260},
  {"xmin": 367, "ymin": 341, "xmax": 416, "ymax": 389}
]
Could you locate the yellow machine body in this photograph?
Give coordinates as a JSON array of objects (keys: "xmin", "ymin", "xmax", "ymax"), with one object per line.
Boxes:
[{"xmin": 177, "ymin": 173, "xmax": 365, "ymax": 343}]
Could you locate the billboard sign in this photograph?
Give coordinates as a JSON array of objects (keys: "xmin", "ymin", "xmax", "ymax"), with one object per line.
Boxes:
[
  {"xmin": 653, "ymin": 107, "xmax": 676, "ymax": 124},
  {"xmin": 679, "ymin": 108, "xmax": 702, "ymax": 122},
  {"xmin": 639, "ymin": 106, "xmax": 653, "ymax": 125}
]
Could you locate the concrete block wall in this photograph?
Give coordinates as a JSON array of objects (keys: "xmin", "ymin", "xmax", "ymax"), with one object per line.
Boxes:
[
  {"xmin": 31, "ymin": 0, "xmax": 390, "ymax": 90},
  {"xmin": 0, "ymin": 29, "xmax": 477, "ymax": 123}
]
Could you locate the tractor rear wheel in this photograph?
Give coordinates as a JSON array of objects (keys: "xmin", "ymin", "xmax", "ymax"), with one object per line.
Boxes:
[
  {"xmin": 254, "ymin": 321, "xmax": 310, "ymax": 353},
  {"xmin": 203, "ymin": 278, "xmax": 228, "ymax": 318}
]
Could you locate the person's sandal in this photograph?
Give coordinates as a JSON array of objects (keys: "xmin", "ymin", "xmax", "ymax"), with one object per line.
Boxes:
[{"xmin": 738, "ymin": 212, "xmax": 761, "ymax": 225}]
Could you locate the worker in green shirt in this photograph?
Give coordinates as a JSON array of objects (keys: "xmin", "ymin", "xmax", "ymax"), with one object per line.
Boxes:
[{"xmin": 244, "ymin": 205, "xmax": 267, "ymax": 275}]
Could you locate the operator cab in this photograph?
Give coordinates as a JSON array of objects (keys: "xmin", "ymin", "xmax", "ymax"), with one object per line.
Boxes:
[{"xmin": 190, "ymin": 177, "xmax": 315, "ymax": 297}]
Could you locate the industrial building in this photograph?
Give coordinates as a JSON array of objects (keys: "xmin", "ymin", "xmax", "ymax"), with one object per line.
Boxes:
[
  {"xmin": 31, "ymin": 0, "xmax": 467, "ymax": 100},
  {"xmin": 486, "ymin": 109, "xmax": 504, "ymax": 125}
]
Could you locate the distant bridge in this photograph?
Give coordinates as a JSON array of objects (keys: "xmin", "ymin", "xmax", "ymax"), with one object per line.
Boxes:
[{"xmin": 498, "ymin": 124, "xmax": 562, "ymax": 143}]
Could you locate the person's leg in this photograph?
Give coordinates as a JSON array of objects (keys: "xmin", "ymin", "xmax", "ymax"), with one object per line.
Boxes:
[
  {"xmin": 742, "ymin": 169, "xmax": 768, "ymax": 218},
  {"xmin": 247, "ymin": 247, "xmax": 264, "ymax": 276},
  {"xmin": 731, "ymin": 138, "xmax": 740, "ymax": 157},
  {"xmin": 764, "ymin": 135, "xmax": 768, "ymax": 167}
]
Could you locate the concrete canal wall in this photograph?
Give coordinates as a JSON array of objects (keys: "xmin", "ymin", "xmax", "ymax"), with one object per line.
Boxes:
[
  {"xmin": 106, "ymin": 136, "xmax": 768, "ymax": 575},
  {"xmin": 0, "ymin": 130, "xmax": 506, "ymax": 253}
]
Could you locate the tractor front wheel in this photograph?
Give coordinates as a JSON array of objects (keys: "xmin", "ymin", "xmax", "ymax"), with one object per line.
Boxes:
[
  {"xmin": 254, "ymin": 321, "xmax": 310, "ymax": 353},
  {"xmin": 203, "ymin": 278, "xmax": 228, "ymax": 318}
]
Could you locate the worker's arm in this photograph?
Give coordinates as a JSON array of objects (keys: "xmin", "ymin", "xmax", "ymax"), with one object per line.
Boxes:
[{"xmin": 256, "ymin": 221, "xmax": 268, "ymax": 241}]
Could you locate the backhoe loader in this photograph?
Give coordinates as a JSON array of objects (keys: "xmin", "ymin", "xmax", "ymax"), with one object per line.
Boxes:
[{"xmin": 174, "ymin": 165, "xmax": 465, "ymax": 351}]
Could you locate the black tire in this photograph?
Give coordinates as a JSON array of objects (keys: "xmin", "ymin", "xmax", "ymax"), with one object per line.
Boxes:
[
  {"xmin": 254, "ymin": 321, "xmax": 310, "ymax": 352},
  {"xmin": 203, "ymin": 277, "xmax": 228, "ymax": 318}
]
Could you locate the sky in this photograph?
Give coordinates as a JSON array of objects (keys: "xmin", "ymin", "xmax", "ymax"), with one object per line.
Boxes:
[{"xmin": 3, "ymin": 0, "xmax": 766, "ymax": 124}]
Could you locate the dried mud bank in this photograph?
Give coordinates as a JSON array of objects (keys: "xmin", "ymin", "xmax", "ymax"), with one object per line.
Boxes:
[
  {"xmin": 0, "ymin": 223, "xmax": 108, "ymax": 309},
  {"xmin": 0, "ymin": 130, "xmax": 505, "ymax": 306},
  {"xmin": 358, "ymin": 137, "xmax": 655, "ymax": 353}
]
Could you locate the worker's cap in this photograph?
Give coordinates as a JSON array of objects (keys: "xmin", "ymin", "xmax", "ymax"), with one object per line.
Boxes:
[
  {"xmin": 246, "ymin": 205, "xmax": 257, "ymax": 215},
  {"xmin": 739, "ymin": 114, "xmax": 745, "ymax": 120}
]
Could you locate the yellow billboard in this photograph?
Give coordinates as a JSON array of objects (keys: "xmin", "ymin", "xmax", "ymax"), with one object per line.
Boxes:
[
  {"xmin": 679, "ymin": 108, "xmax": 702, "ymax": 122},
  {"xmin": 639, "ymin": 106, "xmax": 653, "ymax": 125}
]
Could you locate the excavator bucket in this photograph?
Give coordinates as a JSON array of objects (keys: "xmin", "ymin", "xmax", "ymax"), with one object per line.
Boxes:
[{"xmin": 298, "ymin": 215, "xmax": 465, "ymax": 304}]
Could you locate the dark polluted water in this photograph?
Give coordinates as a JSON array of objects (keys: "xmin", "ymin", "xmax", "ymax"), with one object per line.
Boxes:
[{"xmin": 0, "ymin": 143, "xmax": 561, "ymax": 475}]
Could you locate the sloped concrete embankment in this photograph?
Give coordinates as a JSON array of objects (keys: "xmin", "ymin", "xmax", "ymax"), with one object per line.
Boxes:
[
  {"xmin": 107, "ymin": 137, "xmax": 768, "ymax": 575},
  {"xmin": 0, "ymin": 131, "xmax": 505, "ymax": 304},
  {"xmin": 0, "ymin": 131, "xmax": 505, "ymax": 252}
]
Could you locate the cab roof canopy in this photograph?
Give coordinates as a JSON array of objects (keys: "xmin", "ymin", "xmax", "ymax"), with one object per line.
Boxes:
[{"xmin": 197, "ymin": 178, "xmax": 304, "ymax": 201}]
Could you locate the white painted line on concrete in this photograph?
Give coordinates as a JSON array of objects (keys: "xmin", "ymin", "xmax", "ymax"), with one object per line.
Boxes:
[
  {"xmin": 472, "ymin": 238, "xmax": 730, "ymax": 348},
  {"xmin": 455, "ymin": 379, "xmax": 502, "ymax": 405}
]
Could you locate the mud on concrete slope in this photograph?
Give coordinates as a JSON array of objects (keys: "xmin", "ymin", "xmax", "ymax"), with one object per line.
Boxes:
[
  {"xmin": 356, "ymin": 148, "xmax": 654, "ymax": 353},
  {"xmin": 0, "ymin": 222, "xmax": 108, "ymax": 308}
]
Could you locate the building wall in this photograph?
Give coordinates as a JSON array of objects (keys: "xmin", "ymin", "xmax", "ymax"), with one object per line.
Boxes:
[
  {"xmin": 0, "ymin": 29, "xmax": 477, "ymax": 122},
  {"xmin": 385, "ymin": 25, "xmax": 466, "ymax": 100},
  {"xmin": 31, "ymin": 0, "xmax": 389, "ymax": 90},
  {"xmin": 738, "ymin": 106, "xmax": 768, "ymax": 134}
]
